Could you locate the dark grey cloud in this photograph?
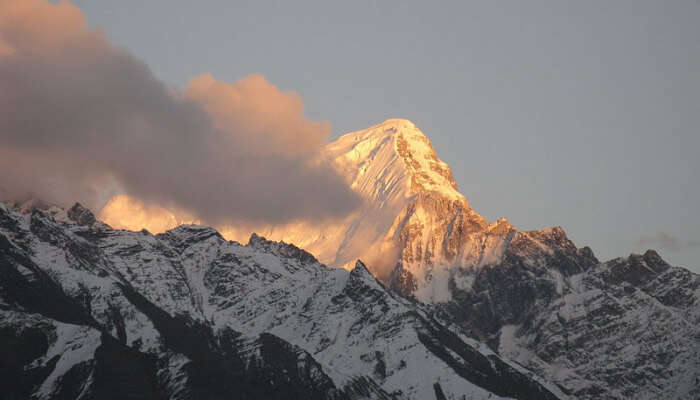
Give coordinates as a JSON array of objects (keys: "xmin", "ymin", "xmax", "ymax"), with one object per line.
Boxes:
[{"xmin": 0, "ymin": 0, "xmax": 360, "ymax": 225}]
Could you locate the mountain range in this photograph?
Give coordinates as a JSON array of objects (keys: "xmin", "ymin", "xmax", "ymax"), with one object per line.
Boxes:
[{"xmin": 2, "ymin": 119, "xmax": 698, "ymax": 399}]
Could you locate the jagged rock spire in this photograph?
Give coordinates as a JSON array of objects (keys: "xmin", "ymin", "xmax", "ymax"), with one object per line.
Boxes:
[{"xmin": 67, "ymin": 202, "xmax": 96, "ymax": 226}]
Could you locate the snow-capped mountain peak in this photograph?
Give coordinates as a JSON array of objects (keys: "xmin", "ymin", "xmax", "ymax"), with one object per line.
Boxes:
[
  {"xmin": 327, "ymin": 118, "xmax": 463, "ymax": 203},
  {"xmin": 229, "ymin": 119, "xmax": 494, "ymax": 279}
]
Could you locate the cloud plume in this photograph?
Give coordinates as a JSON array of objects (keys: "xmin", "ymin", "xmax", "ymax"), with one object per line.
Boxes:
[{"xmin": 0, "ymin": 0, "xmax": 360, "ymax": 225}]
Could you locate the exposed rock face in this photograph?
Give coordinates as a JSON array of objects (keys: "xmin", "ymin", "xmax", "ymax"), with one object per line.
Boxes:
[
  {"xmin": 400, "ymin": 221, "xmax": 700, "ymax": 399},
  {"xmin": 492, "ymin": 248, "xmax": 700, "ymax": 400},
  {"xmin": 67, "ymin": 203, "xmax": 96, "ymax": 226},
  {"xmin": 0, "ymin": 202, "xmax": 564, "ymax": 400}
]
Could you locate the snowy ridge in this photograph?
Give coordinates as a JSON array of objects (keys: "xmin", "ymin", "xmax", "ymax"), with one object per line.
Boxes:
[{"xmin": 0, "ymin": 201, "xmax": 563, "ymax": 400}]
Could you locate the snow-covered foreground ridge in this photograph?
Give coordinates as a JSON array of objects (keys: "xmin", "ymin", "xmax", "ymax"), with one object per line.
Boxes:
[{"xmin": 0, "ymin": 201, "xmax": 564, "ymax": 400}]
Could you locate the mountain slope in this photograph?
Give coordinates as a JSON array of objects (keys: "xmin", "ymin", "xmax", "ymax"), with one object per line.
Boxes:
[
  {"xmin": 495, "ymin": 249, "xmax": 700, "ymax": 399},
  {"xmin": 0, "ymin": 201, "xmax": 564, "ymax": 400},
  {"xmin": 441, "ymin": 229, "xmax": 700, "ymax": 399}
]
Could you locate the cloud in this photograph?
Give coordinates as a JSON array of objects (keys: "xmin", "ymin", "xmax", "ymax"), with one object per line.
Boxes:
[
  {"xmin": 636, "ymin": 232, "xmax": 700, "ymax": 253},
  {"xmin": 0, "ymin": 0, "xmax": 360, "ymax": 225},
  {"xmin": 185, "ymin": 73, "xmax": 329, "ymax": 158},
  {"xmin": 99, "ymin": 194, "xmax": 200, "ymax": 235}
]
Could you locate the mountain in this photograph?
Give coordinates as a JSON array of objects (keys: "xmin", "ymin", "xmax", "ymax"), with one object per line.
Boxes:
[
  {"xmin": 9, "ymin": 118, "xmax": 700, "ymax": 399},
  {"xmin": 226, "ymin": 119, "xmax": 494, "ymax": 280},
  {"xmin": 238, "ymin": 119, "xmax": 700, "ymax": 399},
  {"xmin": 0, "ymin": 201, "xmax": 564, "ymax": 399}
]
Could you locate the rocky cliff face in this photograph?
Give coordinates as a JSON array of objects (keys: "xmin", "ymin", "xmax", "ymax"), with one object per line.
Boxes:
[
  {"xmin": 437, "ymin": 231, "xmax": 700, "ymax": 399},
  {"xmin": 498, "ymin": 250, "xmax": 700, "ymax": 399},
  {"xmin": 0, "ymin": 201, "xmax": 564, "ymax": 400}
]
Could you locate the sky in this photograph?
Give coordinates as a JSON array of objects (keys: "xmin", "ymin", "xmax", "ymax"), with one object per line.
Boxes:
[{"xmin": 6, "ymin": 1, "xmax": 700, "ymax": 271}]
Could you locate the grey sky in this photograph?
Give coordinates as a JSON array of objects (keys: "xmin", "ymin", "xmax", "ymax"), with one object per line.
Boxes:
[{"xmin": 72, "ymin": 0, "xmax": 700, "ymax": 271}]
